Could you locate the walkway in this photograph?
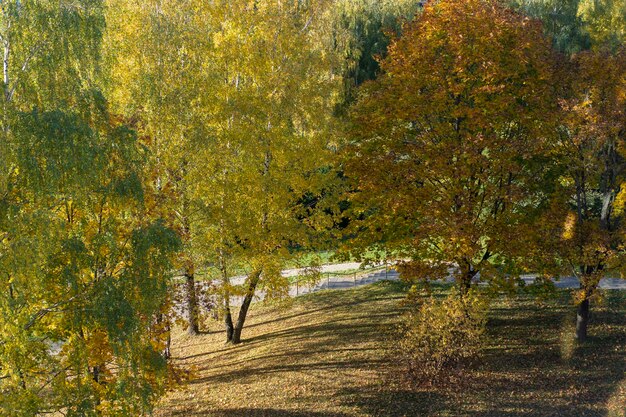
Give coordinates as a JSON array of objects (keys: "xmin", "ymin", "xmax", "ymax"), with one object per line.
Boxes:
[{"xmin": 225, "ymin": 264, "xmax": 626, "ymax": 306}]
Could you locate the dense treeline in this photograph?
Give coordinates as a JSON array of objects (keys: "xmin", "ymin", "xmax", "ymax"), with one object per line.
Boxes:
[{"xmin": 0, "ymin": 0, "xmax": 624, "ymax": 415}]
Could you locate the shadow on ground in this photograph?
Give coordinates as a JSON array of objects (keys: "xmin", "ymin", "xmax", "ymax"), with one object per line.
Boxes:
[
  {"xmin": 169, "ymin": 408, "xmax": 352, "ymax": 417},
  {"xmin": 460, "ymin": 292, "xmax": 626, "ymax": 416},
  {"xmin": 158, "ymin": 282, "xmax": 626, "ymax": 417}
]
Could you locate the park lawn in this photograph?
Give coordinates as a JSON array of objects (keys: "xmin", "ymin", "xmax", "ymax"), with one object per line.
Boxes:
[{"xmin": 156, "ymin": 281, "xmax": 626, "ymax": 417}]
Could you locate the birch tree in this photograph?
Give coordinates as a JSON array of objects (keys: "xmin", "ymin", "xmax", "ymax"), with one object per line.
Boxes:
[
  {"xmin": 187, "ymin": 0, "xmax": 341, "ymax": 344},
  {"xmin": 0, "ymin": 2, "xmax": 180, "ymax": 414}
]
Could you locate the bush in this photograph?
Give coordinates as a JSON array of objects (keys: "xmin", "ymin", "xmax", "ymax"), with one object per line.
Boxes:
[{"xmin": 397, "ymin": 292, "xmax": 488, "ymax": 387}]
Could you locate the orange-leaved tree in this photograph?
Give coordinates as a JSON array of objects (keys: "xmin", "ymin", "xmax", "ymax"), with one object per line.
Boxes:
[{"xmin": 344, "ymin": 0, "xmax": 560, "ymax": 296}]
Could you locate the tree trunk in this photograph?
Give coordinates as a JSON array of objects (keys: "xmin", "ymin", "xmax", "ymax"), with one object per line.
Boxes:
[
  {"xmin": 459, "ymin": 262, "xmax": 475, "ymax": 298},
  {"xmin": 165, "ymin": 323, "xmax": 171, "ymax": 359},
  {"xmin": 230, "ymin": 270, "xmax": 262, "ymax": 344},
  {"xmin": 92, "ymin": 365, "xmax": 100, "ymax": 383},
  {"xmin": 163, "ymin": 314, "xmax": 172, "ymax": 359},
  {"xmin": 185, "ymin": 269, "xmax": 199, "ymax": 335},
  {"xmin": 576, "ymin": 265, "xmax": 599, "ymax": 343},
  {"xmin": 219, "ymin": 250, "xmax": 234, "ymax": 342},
  {"xmin": 3, "ymin": 39, "xmax": 10, "ymax": 101},
  {"xmin": 460, "ymin": 276, "xmax": 472, "ymax": 297},
  {"xmin": 92, "ymin": 366, "xmax": 102, "ymax": 410},
  {"xmin": 224, "ymin": 302, "xmax": 234, "ymax": 342},
  {"xmin": 576, "ymin": 297, "xmax": 590, "ymax": 342},
  {"xmin": 156, "ymin": 312, "xmax": 171, "ymax": 359}
]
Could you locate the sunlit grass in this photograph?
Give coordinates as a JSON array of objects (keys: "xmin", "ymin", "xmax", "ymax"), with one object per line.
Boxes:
[
  {"xmin": 559, "ymin": 315, "xmax": 577, "ymax": 362},
  {"xmin": 607, "ymin": 377, "xmax": 626, "ymax": 417}
]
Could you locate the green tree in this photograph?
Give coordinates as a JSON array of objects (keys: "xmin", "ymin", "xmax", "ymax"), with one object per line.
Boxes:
[
  {"xmin": 511, "ymin": 0, "xmax": 625, "ymax": 52},
  {"xmin": 577, "ymin": 0, "xmax": 625, "ymax": 48},
  {"xmin": 329, "ymin": 0, "xmax": 422, "ymax": 109},
  {"xmin": 0, "ymin": 1, "xmax": 181, "ymax": 414},
  {"xmin": 510, "ymin": 0, "xmax": 592, "ymax": 53}
]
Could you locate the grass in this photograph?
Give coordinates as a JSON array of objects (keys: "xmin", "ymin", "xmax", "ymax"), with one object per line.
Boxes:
[
  {"xmin": 283, "ymin": 248, "xmax": 395, "ymax": 270},
  {"xmin": 283, "ymin": 250, "xmax": 338, "ymax": 269},
  {"xmin": 190, "ymin": 248, "xmax": 395, "ymax": 283},
  {"xmin": 287, "ymin": 265, "xmax": 389, "ymax": 284},
  {"xmin": 156, "ymin": 282, "xmax": 626, "ymax": 417}
]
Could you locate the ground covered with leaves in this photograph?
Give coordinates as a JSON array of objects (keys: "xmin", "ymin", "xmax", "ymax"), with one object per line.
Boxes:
[{"xmin": 156, "ymin": 282, "xmax": 626, "ymax": 417}]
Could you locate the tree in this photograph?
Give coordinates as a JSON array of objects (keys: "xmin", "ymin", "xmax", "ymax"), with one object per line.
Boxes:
[
  {"xmin": 511, "ymin": 0, "xmax": 625, "ymax": 52},
  {"xmin": 513, "ymin": 0, "xmax": 626, "ymax": 341},
  {"xmin": 550, "ymin": 49, "xmax": 626, "ymax": 341},
  {"xmin": 105, "ymin": 0, "xmax": 341, "ymax": 344},
  {"xmin": 185, "ymin": 0, "xmax": 341, "ymax": 344},
  {"xmin": 344, "ymin": 0, "xmax": 559, "ymax": 296},
  {"xmin": 103, "ymin": 0, "xmax": 215, "ymax": 336},
  {"xmin": 509, "ymin": 0, "xmax": 592, "ymax": 53},
  {"xmin": 329, "ymin": 0, "xmax": 422, "ymax": 110},
  {"xmin": 577, "ymin": 0, "xmax": 625, "ymax": 48},
  {"xmin": 0, "ymin": 1, "xmax": 181, "ymax": 414}
]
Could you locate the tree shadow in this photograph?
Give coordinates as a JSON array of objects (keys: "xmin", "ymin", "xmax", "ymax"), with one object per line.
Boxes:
[
  {"xmin": 175, "ymin": 309, "xmax": 400, "ymax": 362},
  {"xmin": 190, "ymin": 358, "xmax": 388, "ymax": 385},
  {"xmin": 231, "ymin": 288, "xmax": 404, "ymax": 333},
  {"xmin": 460, "ymin": 293, "xmax": 626, "ymax": 416},
  {"xmin": 169, "ymin": 408, "xmax": 352, "ymax": 417},
  {"xmin": 164, "ymin": 285, "xmax": 624, "ymax": 417},
  {"xmin": 335, "ymin": 386, "xmax": 446, "ymax": 417}
]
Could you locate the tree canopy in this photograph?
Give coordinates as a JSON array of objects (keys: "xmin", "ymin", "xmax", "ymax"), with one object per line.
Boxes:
[{"xmin": 344, "ymin": 0, "xmax": 560, "ymax": 294}]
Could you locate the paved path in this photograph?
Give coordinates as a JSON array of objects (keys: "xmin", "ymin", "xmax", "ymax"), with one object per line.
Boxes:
[
  {"xmin": 287, "ymin": 268, "xmax": 626, "ymax": 296},
  {"xmin": 518, "ymin": 274, "xmax": 626, "ymax": 290},
  {"xmin": 220, "ymin": 264, "xmax": 626, "ymax": 307}
]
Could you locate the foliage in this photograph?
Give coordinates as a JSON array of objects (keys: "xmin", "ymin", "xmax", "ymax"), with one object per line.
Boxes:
[
  {"xmin": 577, "ymin": 0, "xmax": 626, "ymax": 48},
  {"xmin": 541, "ymin": 47, "xmax": 626, "ymax": 340},
  {"xmin": 509, "ymin": 0, "xmax": 592, "ymax": 53},
  {"xmin": 1, "ymin": 95, "xmax": 181, "ymax": 416},
  {"xmin": 104, "ymin": 0, "xmax": 343, "ymax": 342},
  {"xmin": 0, "ymin": 0, "xmax": 623, "ymax": 413},
  {"xmin": 328, "ymin": 0, "xmax": 422, "ymax": 110},
  {"xmin": 511, "ymin": 0, "xmax": 625, "ymax": 52},
  {"xmin": 103, "ymin": 0, "xmax": 216, "ymax": 335},
  {"xmin": 556, "ymin": 49, "xmax": 626, "ymax": 275},
  {"xmin": 510, "ymin": 0, "xmax": 626, "ymax": 340},
  {"xmin": 0, "ymin": 1, "xmax": 181, "ymax": 415},
  {"xmin": 397, "ymin": 291, "xmax": 487, "ymax": 387},
  {"xmin": 344, "ymin": 0, "xmax": 560, "ymax": 294}
]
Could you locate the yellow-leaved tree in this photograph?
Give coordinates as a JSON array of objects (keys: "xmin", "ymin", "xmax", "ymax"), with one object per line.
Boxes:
[
  {"xmin": 187, "ymin": 0, "xmax": 341, "ymax": 344},
  {"xmin": 105, "ymin": 0, "xmax": 341, "ymax": 344},
  {"xmin": 550, "ymin": 48, "xmax": 626, "ymax": 341}
]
